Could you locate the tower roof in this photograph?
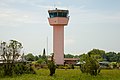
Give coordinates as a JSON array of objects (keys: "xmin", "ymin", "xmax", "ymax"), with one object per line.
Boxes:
[{"xmin": 48, "ymin": 8, "xmax": 69, "ymax": 14}]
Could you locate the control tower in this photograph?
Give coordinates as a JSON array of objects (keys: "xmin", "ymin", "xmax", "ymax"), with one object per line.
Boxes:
[{"xmin": 48, "ymin": 8, "xmax": 69, "ymax": 65}]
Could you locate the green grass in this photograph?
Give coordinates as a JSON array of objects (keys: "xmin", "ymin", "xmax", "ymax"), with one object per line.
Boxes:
[{"xmin": 1, "ymin": 69, "xmax": 120, "ymax": 80}]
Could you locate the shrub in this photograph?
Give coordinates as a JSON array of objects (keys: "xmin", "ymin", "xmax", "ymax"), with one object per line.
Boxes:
[
  {"xmin": 37, "ymin": 59, "xmax": 45, "ymax": 64},
  {"xmin": 80, "ymin": 57, "xmax": 100, "ymax": 76},
  {"xmin": 48, "ymin": 61, "xmax": 56, "ymax": 76},
  {"xmin": 57, "ymin": 64, "xmax": 75, "ymax": 69},
  {"xmin": 71, "ymin": 64, "xmax": 74, "ymax": 69},
  {"xmin": 64, "ymin": 64, "xmax": 71, "ymax": 69},
  {"xmin": 0, "ymin": 63, "xmax": 36, "ymax": 77},
  {"xmin": 110, "ymin": 62, "xmax": 117, "ymax": 68},
  {"xmin": 0, "ymin": 65, "xmax": 5, "ymax": 77}
]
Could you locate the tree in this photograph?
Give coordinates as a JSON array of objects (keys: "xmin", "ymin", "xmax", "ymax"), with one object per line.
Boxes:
[
  {"xmin": 42, "ymin": 48, "xmax": 46, "ymax": 59},
  {"xmin": 74, "ymin": 55, "xmax": 80, "ymax": 58},
  {"xmin": 80, "ymin": 54, "xmax": 100, "ymax": 76},
  {"xmin": 0, "ymin": 40, "xmax": 23, "ymax": 63},
  {"xmin": 21, "ymin": 52, "xmax": 25, "ymax": 62},
  {"xmin": 88, "ymin": 49, "xmax": 105, "ymax": 61},
  {"xmin": 38, "ymin": 54, "xmax": 42, "ymax": 58},
  {"xmin": 0, "ymin": 40, "xmax": 36, "ymax": 77},
  {"xmin": 42, "ymin": 48, "xmax": 47, "ymax": 63},
  {"xmin": 25, "ymin": 53, "xmax": 35, "ymax": 61},
  {"xmin": 79, "ymin": 54, "xmax": 88, "ymax": 62},
  {"xmin": 117, "ymin": 53, "xmax": 120, "ymax": 62},
  {"xmin": 64, "ymin": 54, "xmax": 74, "ymax": 58},
  {"xmin": 105, "ymin": 52, "xmax": 117, "ymax": 62},
  {"xmin": 37, "ymin": 58, "xmax": 45, "ymax": 64},
  {"xmin": 34, "ymin": 55, "xmax": 39, "ymax": 61}
]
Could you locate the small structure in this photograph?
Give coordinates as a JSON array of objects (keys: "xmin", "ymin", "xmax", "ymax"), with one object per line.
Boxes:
[
  {"xmin": 48, "ymin": 58, "xmax": 79, "ymax": 65},
  {"xmin": 64, "ymin": 58, "xmax": 79, "ymax": 65},
  {"xmin": 99, "ymin": 61, "xmax": 110, "ymax": 68}
]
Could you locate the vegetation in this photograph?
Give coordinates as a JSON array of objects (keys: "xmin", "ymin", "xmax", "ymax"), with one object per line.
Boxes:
[
  {"xmin": 0, "ymin": 40, "xmax": 23, "ymax": 63},
  {"xmin": 1, "ymin": 40, "xmax": 120, "ymax": 79},
  {"xmin": 80, "ymin": 56, "xmax": 100, "ymax": 76},
  {"xmin": 24, "ymin": 48, "xmax": 47, "ymax": 63},
  {"xmin": 0, "ymin": 69, "xmax": 120, "ymax": 80},
  {"xmin": 80, "ymin": 49, "xmax": 120, "ymax": 63},
  {"xmin": 0, "ymin": 63, "xmax": 36, "ymax": 77},
  {"xmin": 48, "ymin": 53, "xmax": 56, "ymax": 76},
  {"xmin": 25, "ymin": 53, "xmax": 35, "ymax": 61},
  {"xmin": 0, "ymin": 40, "xmax": 36, "ymax": 77}
]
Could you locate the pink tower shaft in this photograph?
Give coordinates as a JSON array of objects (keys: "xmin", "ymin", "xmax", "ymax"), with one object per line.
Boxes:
[
  {"xmin": 53, "ymin": 26, "xmax": 64, "ymax": 65},
  {"xmin": 48, "ymin": 16, "xmax": 69, "ymax": 65}
]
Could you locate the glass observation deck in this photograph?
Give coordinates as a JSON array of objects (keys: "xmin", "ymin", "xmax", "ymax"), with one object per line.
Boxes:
[
  {"xmin": 48, "ymin": 8, "xmax": 69, "ymax": 26},
  {"xmin": 48, "ymin": 8, "xmax": 69, "ymax": 18}
]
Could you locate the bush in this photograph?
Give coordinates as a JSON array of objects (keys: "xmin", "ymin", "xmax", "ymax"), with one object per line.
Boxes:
[
  {"xmin": 48, "ymin": 61, "xmax": 56, "ymax": 76},
  {"xmin": 0, "ymin": 65, "xmax": 5, "ymax": 77},
  {"xmin": 110, "ymin": 62, "xmax": 117, "ymax": 69},
  {"xmin": 0, "ymin": 63, "xmax": 36, "ymax": 77},
  {"xmin": 64, "ymin": 64, "xmax": 71, "ymax": 69},
  {"xmin": 71, "ymin": 64, "xmax": 74, "ymax": 69},
  {"xmin": 57, "ymin": 65, "xmax": 65, "ymax": 69},
  {"xmin": 80, "ymin": 57, "xmax": 100, "ymax": 76}
]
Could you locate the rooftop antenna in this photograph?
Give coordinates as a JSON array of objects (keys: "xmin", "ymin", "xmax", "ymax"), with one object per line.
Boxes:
[
  {"xmin": 53, "ymin": 0, "xmax": 57, "ymax": 9},
  {"xmin": 46, "ymin": 36, "xmax": 48, "ymax": 57},
  {"xmin": 53, "ymin": 3, "xmax": 56, "ymax": 9}
]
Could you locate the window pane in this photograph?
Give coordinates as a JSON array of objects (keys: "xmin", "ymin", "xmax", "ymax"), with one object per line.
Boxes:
[
  {"xmin": 53, "ymin": 12, "xmax": 57, "ymax": 17},
  {"xmin": 49, "ymin": 13, "xmax": 53, "ymax": 18},
  {"xmin": 58, "ymin": 12, "xmax": 63, "ymax": 17}
]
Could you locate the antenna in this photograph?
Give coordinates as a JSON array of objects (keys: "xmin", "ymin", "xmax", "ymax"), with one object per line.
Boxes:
[
  {"xmin": 53, "ymin": 0, "xmax": 57, "ymax": 9},
  {"xmin": 46, "ymin": 36, "xmax": 48, "ymax": 57},
  {"xmin": 53, "ymin": 3, "xmax": 56, "ymax": 9}
]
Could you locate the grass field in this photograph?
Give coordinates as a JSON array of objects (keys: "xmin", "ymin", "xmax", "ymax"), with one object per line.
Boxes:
[{"xmin": 1, "ymin": 69, "xmax": 120, "ymax": 80}]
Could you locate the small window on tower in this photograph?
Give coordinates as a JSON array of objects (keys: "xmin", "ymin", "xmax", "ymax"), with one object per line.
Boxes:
[{"xmin": 58, "ymin": 12, "xmax": 63, "ymax": 17}]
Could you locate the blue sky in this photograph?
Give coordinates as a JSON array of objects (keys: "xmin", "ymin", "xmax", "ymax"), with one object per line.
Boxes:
[{"xmin": 0, "ymin": 0, "xmax": 120, "ymax": 55}]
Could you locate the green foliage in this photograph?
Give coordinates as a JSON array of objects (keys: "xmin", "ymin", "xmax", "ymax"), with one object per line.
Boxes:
[
  {"xmin": 80, "ymin": 54, "xmax": 89, "ymax": 62},
  {"xmin": 57, "ymin": 65, "xmax": 65, "ymax": 69},
  {"xmin": 105, "ymin": 52, "xmax": 118, "ymax": 62},
  {"xmin": 34, "ymin": 56, "xmax": 39, "ymax": 61},
  {"xmin": 64, "ymin": 54, "xmax": 74, "ymax": 58},
  {"xmin": 42, "ymin": 48, "xmax": 46, "ymax": 59},
  {"xmin": 88, "ymin": 49, "xmax": 105, "ymax": 61},
  {"xmin": 0, "ymin": 63, "xmax": 36, "ymax": 77},
  {"xmin": 47, "ymin": 54, "xmax": 56, "ymax": 76},
  {"xmin": 110, "ymin": 62, "xmax": 117, "ymax": 68},
  {"xmin": 80, "ymin": 55, "xmax": 100, "ymax": 76},
  {"xmin": 64, "ymin": 54, "xmax": 80, "ymax": 58},
  {"xmin": 71, "ymin": 64, "xmax": 74, "ymax": 69},
  {"xmin": 48, "ymin": 61, "xmax": 56, "ymax": 76},
  {"xmin": 80, "ymin": 49, "xmax": 120, "ymax": 63},
  {"xmin": 37, "ymin": 58, "xmax": 45, "ymax": 64},
  {"xmin": 0, "ymin": 40, "xmax": 23, "ymax": 63},
  {"xmin": 57, "ymin": 64, "xmax": 71, "ymax": 69},
  {"xmin": 1, "ymin": 69, "xmax": 120, "ymax": 80},
  {"xmin": 25, "ymin": 53, "xmax": 35, "ymax": 61}
]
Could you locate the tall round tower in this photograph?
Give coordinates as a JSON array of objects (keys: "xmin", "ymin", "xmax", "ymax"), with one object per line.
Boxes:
[{"xmin": 48, "ymin": 8, "xmax": 69, "ymax": 65}]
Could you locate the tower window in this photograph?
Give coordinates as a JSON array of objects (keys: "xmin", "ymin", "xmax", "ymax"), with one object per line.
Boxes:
[{"xmin": 49, "ymin": 11, "xmax": 68, "ymax": 18}]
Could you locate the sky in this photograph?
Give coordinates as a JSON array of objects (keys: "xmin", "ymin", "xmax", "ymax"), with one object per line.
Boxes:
[{"xmin": 0, "ymin": 0, "xmax": 120, "ymax": 55}]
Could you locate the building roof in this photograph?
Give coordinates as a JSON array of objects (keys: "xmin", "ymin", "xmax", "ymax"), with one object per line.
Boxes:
[
  {"xmin": 48, "ymin": 58, "xmax": 79, "ymax": 61},
  {"xmin": 48, "ymin": 8, "xmax": 69, "ymax": 13}
]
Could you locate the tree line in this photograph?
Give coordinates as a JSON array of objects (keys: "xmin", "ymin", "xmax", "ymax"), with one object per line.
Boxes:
[
  {"xmin": 24, "ymin": 49, "xmax": 120, "ymax": 63},
  {"xmin": 80, "ymin": 49, "xmax": 120, "ymax": 62}
]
